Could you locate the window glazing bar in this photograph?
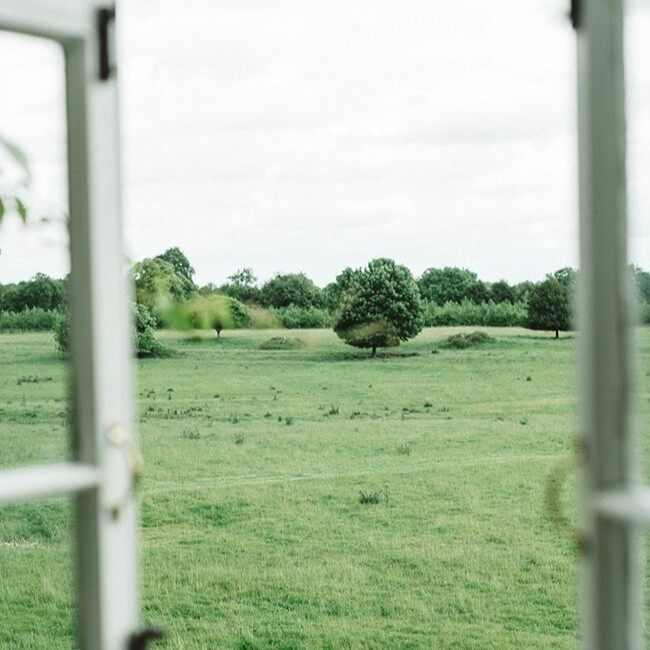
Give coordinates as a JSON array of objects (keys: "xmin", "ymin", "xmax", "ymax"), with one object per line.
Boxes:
[{"xmin": 0, "ymin": 463, "xmax": 100, "ymax": 505}]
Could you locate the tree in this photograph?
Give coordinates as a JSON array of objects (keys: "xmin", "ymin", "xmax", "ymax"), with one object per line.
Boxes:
[
  {"xmin": 132, "ymin": 257, "xmax": 196, "ymax": 313},
  {"xmin": 333, "ymin": 258, "xmax": 423, "ymax": 357},
  {"xmin": 0, "ymin": 273, "xmax": 65, "ymax": 312},
  {"xmin": 525, "ymin": 277, "xmax": 571, "ymax": 338},
  {"xmin": 155, "ymin": 247, "xmax": 196, "ymax": 287},
  {"xmin": 260, "ymin": 273, "xmax": 324, "ymax": 309},
  {"xmin": 490, "ymin": 280, "xmax": 515, "ymax": 304},
  {"xmin": 172, "ymin": 294, "xmax": 251, "ymax": 338},
  {"xmin": 228, "ymin": 268, "xmax": 257, "ymax": 287},
  {"xmin": 418, "ymin": 267, "xmax": 481, "ymax": 305}
]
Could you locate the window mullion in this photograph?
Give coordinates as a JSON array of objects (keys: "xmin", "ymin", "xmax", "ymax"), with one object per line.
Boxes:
[{"xmin": 576, "ymin": 0, "xmax": 641, "ymax": 648}]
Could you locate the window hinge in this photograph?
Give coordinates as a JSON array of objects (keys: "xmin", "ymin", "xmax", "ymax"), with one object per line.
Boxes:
[
  {"xmin": 128, "ymin": 626, "xmax": 165, "ymax": 650},
  {"xmin": 570, "ymin": 0, "xmax": 581, "ymax": 30},
  {"xmin": 98, "ymin": 6, "xmax": 117, "ymax": 81}
]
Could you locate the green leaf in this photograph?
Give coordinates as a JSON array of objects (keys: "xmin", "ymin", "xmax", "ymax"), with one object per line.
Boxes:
[
  {"xmin": 0, "ymin": 136, "xmax": 31, "ymax": 185},
  {"xmin": 15, "ymin": 197, "xmax": 27, "ymax": 222},
  {"xmin": 0, "ymin": 197, "xmax": 5, "ymax": 223}
]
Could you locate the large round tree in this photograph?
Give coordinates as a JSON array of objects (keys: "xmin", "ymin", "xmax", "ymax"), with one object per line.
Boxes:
[
  {"xmin": 333, "ymin": 258, "xmax": 423, "ymax": 357},
  {"xmin": 525, "ymin": 276, "xmax": 572, "ymax": 338}
]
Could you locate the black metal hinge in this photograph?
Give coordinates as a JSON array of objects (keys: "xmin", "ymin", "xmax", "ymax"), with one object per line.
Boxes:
[
  {"xmin": 128, "ymin": 626, "xmax": 165, "ymax": 650},
  {"xmin": 570, "ymin": 0, "xmax": 581, "ymax": 30},
  {"xmin": 98, "ymin": 6, "xmax": 117, "ymax": 81}
]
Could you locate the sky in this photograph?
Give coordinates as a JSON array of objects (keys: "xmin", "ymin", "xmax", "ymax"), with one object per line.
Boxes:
[{"xmin": 0, "ymin": 0, "xmax": 648, "ymax": 288}]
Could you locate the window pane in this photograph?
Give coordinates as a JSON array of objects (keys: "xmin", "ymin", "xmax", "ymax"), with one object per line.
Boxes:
[
  {"xmin": 0, "ymin": 32, "xmax": 70, "ymax": 470},
  {"xmin": 0, "ymin": 31, "xmax": 76, "ymax": 649}
]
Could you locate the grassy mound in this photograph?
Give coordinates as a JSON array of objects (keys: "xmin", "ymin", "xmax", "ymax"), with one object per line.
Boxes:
[
  {"xmin": 444, "ymin": 330, "xmax": 492, "ymax": 349},
  {"xmin": 259, "ymin": 336, "xmax": 306, "ymax": 350}
]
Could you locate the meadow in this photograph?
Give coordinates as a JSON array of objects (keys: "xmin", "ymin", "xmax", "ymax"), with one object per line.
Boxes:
[{"xmin": 1, "ymin": 327, "xmax": 649, "ymax": 649}]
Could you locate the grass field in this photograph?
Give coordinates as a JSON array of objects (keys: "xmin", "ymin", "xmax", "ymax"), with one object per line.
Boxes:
[{"xmin": 1, "ymin": 327, "xmax": 649, "ymax": 648}]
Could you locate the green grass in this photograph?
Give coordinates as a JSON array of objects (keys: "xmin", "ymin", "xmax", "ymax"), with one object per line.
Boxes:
[{"xmin": 1, "ymin": 327, "xmax": 649, "ymax": 648}]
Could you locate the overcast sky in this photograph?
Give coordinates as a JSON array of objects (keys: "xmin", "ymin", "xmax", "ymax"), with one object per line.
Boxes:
[{"xmin": 0, "ymin": 0, "xmax": 648, "ymax": 287}]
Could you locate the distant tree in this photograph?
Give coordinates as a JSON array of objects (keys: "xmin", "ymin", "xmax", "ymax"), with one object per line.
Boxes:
[
  {"xmin": 260, "ymin": 273, "xmax": 324, "ymax": 309},
  {"xmin": 0, "ymin": 273, "xmax": 65, "ymax": 312},
  {"xmin": 525, "ymin": 276, "xmax": 572, "ymax": 338},
  {"xmin": 552, "ymin": 267, "xmax": 578, "ymax": 289},
  {"xmin": 513, "ymin": 280, "xmax": 534, "ymax": 303},
  {"xmin": 466, "ymin": 280, "xmax": 490, "ymax": 304},
  {"xmin": 418, "ymin": 267, "xmax": 480, "ymax": 305},
  {"xmin": 333, "ymin": 258, "xmax": 423, "ymax": 357},
  {"xmin": 490, "ymin": 280, "xmax": 515, "ymax": 304},
  {"xmin": 132, "ymin": 257, "xmax": 196, "ymax": 313},
  {"xmin": 155, "ymin": 247, "xmax": 196, "ymax": 287},
  {"xmin": 172, "ymin": 294, "xmax": 251, "ymax": 338},
  {"xmin": 220, "ymin": 267, "xmax": 262, "ymax": 303},
  {"xmin": 228, "ymin": 268, "xmax": 257, "ymax": 287}
]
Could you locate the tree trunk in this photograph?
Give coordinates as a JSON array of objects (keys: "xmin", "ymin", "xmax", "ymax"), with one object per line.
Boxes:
[
  {"xmin": 216, "ymin": 328, "xmax": 221, "ymax": 339},
  {"xmin": 371, "ymin": 346, "xmax": 377, "ymax": 358},
  {"xmin": 555, "ymin": 329, "xmax": 559, "ymax": 339}
]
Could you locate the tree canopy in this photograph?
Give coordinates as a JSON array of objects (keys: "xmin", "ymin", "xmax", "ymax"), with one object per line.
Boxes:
[
  {"xmin": 132, "ymin": 257, "xmax": 196, "ymax": 314},
  {"xmin": 418, "ymin": 267, "xmax": 481, "ymax": 305},
  {"xmin": 525, "ymin": 275, "xmax": 572, "ymax": 338},
  {"xmin": 260, "ymin": 273, "xmax": 324, "ymax": 309},
  {"xmin": 155, "ymin": 247, "xmax": 196, "ymax": 287},
  {"xmin": 333, "ymin": 258, "xmax": 423, "ymax": 356}
]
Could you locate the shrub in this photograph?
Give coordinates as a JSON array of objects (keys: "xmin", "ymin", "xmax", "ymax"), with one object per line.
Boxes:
[
  {"xmin": 0, "ymin": 307, "xmax": 59, "ymax": 332},
  {"xmin": 443, "ymin": 331, "xmax": 492, "ymax": 349},
  {"xmin": 248, "ymin": 305, "xmax": 282, "ymax": 329},
  {"xmin": 277, "ymin": 305, "xmax": 332, "ymax": 329},
  {"xmin": 423, "ymin": 299, "xmax": 526, "ymax": 327},
  {"xmin": 53, "ymin": 311, "xmax": 70, "ymax": 352},
  {"xmin": 54, "ymin": 304, "xmax": 168, "ymax": 357}
]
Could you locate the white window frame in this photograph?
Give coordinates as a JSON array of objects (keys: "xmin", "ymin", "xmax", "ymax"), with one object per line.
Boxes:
[
  {"xmin": 576, "ymin": 0, "xmax": 646, "ymax": 648},
  {"xmin": 0, "ymin": 2, "xmax": 140, "ymax": 648}
]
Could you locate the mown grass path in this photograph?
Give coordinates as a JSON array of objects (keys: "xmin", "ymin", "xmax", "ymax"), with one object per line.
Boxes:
[{"xmin": 1, "ymin": 327, "xmax": 648, "ymax": 648}]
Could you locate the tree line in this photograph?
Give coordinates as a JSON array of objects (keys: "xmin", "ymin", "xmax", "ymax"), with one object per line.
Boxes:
[{"xmin": 2, "ymin": 247, "xmax": 650, "ymax": 351}]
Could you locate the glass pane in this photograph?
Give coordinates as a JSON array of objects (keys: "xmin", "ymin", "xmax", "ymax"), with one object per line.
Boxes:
[
  {"xmin": 0, "ymin": 31, "xmax": 76, "ymax": 649},
  {"xmin": 0, "ymin": 32, "xmax": 69, "ymax": 470}
]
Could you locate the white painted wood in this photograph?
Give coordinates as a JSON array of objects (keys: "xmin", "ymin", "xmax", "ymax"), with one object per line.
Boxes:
[
  {"xmin": 576, "ymin": 0, "xmax": 641, "ymax": 648},
  {"xmin": 1, "ymin": 2, "xmax": 141, "ymax": 648},
  {"xmin": 0, "ymin": 463, "xmax": 100, "ymax": 504},
  {"xmin": 592, "ymin": 488, "xmax": 650, "ymax": 526},
  {"xmin": 64, "ymin": 4, "xmax": 140, "ymax": 648},
  {"xmin": 0, "ymin": 1, "xmax": 92, "ymax": 42}
]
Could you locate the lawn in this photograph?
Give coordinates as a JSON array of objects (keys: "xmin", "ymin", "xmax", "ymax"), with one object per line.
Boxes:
[{"xmin": 1, "ymin": 327, "xmax": 648, "ymax": 648}]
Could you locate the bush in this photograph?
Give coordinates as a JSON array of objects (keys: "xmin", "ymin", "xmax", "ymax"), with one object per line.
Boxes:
[
  {"xmin": 135, "ymin": 304, "xmax": 168, "ymax": 357},
  {"xmin": 423, "ymin": 300, "xmax": 526, "ymax": 327},
  {"xmin": 0, "ymin": 307, "xmax": 59, "ymax": 332},
  {"xmin": 444, "ymin": 331, "xmax": 492, "ymax": 349},
  {"xmin": 248, "ymin": 305, "xmax": 282, "ymax": 329},
  {"xmin": 276, "ymin": 305, "xmax": 332, "ymax": 329},
  {"xmin": 54, "ymin": 304, "xmax": 168, "ymax": 357},
  {"xmin": 53, "ymin": 312, "xmax": 70, "ymax": 352}
]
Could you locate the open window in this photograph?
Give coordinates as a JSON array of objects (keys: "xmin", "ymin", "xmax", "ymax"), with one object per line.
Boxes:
[
  {"xmin": 0, "ymin": 0, "xmax": 646, "ymax": 647},
  {"xmin": 0, "ymin": 3, "xmax": 141, "ymax": 648}
]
